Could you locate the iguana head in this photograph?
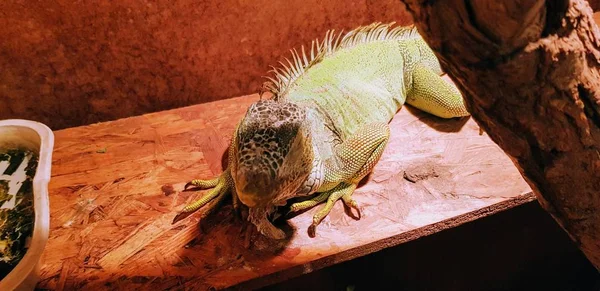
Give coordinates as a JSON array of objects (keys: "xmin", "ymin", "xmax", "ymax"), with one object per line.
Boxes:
[{"xmin": 232, "ymin": 99, "xmax": 314, "ymax": 208}]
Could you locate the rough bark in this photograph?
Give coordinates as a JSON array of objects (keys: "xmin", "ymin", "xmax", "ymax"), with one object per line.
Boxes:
[{"xmin": 401, "ymin": 0, "xmax": 600, "ymax": 270}]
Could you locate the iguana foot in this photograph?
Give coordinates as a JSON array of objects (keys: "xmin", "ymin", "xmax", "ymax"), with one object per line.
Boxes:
[
  {"xmin": 173, "ymin": 170, "xmax": 233, "ymax": 224},
  {"xmin": 288, "ymin": 188, "xmax": 361, "ymax": 219},
  {"xmin": 288, "ymin": 192, "xmax": 329, "ymax": 214},
  {"xmin": 309, "ymin": 183, "xmax": 358, "ymax": 233}
]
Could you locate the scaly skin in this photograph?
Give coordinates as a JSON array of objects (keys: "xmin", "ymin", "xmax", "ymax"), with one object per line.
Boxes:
[{"xmin": 173, "ymin": 23, "xmax": 470, "ymax": 239}]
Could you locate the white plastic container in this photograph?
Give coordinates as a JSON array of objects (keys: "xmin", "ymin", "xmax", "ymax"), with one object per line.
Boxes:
[{"xmin": 0, "ymin": 119, "xmax": 54, "ymax": 291}]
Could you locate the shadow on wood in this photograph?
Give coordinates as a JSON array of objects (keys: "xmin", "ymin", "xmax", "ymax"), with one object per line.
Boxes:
[{"xmin": 262, "ymin": 201, "xmax": 600, "ymax": 291}]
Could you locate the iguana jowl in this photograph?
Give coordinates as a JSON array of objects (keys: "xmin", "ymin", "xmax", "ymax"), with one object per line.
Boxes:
[{"xmin": 173, "ymin": 22, "xmax": 470, "ymax": 239}]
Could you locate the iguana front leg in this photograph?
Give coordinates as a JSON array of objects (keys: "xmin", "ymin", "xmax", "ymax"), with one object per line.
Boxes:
[
  {"xmin": 289, "ymin": 122, "xmax": 390, "ymax": 232},
  {"xmin": 185, "ymin": 170, "xmax": 243, "ymax": 215},
  {"xmin": 172, "ymin": 169, "xmax": 237, "ymax": 224},
  {"xmin": 173, "ymin": 123, "xmax": 243, "ymax": 224}
]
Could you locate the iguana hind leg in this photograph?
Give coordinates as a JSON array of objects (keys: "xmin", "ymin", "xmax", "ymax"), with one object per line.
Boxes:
[{"xmin": 406, "ymin": 63, "xmax": 470, "ymax": 119}]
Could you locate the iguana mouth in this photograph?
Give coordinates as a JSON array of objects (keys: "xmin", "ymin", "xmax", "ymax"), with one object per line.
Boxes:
[
  {"xmin": 238, "ymin": 191, "xmax": 273, "ymax": 208},
  {"xmin": 234, "ymin": 166, "xmax": 277, "ymax": 207}
]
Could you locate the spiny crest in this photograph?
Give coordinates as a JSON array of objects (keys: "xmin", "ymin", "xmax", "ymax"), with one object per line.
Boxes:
[{"xmin": 260, "ymin": 22, "xmax": 420, "ymax": 100}]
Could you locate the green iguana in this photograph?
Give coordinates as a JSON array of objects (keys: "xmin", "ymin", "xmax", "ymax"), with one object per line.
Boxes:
[{"xmin": 173, "ymin": 22, "xmax": 469, "ymax": 239}]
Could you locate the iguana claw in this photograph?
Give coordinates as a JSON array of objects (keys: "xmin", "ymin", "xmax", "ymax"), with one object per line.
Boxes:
[
  {"xmin": 172, "ymin": 211, "xmax": 193, "ymax": 224},
  {"xmin": 342, "ymin": 193, "xmax": 361, "ymax": 219},
  {"xmin": 184, "ymin": 177, "xmax": 220, "ymax": 191},
  {"xmin": 183, "ymin": 182, "xmax": 196, "ymax": 191}
]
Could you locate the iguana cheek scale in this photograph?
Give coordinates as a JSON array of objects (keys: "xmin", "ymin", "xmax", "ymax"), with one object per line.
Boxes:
[{"xmin": 173, "ymin": 22, "xmax": 470, "ymax": 240}]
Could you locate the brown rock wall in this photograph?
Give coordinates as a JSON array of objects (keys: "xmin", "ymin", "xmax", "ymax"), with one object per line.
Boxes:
[{"xmin": 0, "ymin": 1, "xmax": 411, "ymax": 129}]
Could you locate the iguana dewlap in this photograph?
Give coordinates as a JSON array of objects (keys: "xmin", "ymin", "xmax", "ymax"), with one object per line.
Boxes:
[{"xmin": 173, "ymin": 22, "xmax": 469, "ymax": 239}]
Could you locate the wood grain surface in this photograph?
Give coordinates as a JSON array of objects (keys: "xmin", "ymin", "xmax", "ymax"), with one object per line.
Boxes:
[{"xmin": 38, "ymin": 93, "xmax": 534, "ymax": 290}]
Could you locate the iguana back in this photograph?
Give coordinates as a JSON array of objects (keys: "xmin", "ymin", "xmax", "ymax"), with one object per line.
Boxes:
[{"xmin": 263, "ymin": 23, "xmax": 459, "ymax": 141}]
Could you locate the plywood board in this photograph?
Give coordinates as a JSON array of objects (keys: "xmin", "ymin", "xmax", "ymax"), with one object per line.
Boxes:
[{"xmin": 37, "ymin": 93, "xmax": 533, "ymax": 290}]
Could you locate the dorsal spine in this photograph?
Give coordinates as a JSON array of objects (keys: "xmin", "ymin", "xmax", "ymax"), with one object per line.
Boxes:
[{"xmin": 260, "ymin": 22, "xmax": 420, "ymax": 100}]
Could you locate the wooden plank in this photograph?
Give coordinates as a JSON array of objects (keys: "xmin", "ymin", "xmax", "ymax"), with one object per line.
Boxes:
[{"xmin": 37, "ymin": 93, "xmax": 533, "ymax": 290}]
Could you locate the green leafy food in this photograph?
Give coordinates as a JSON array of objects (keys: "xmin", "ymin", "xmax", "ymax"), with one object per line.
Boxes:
[{"xmin": 0, "ymin": 148, "xmax": 37, "ymax": 280}]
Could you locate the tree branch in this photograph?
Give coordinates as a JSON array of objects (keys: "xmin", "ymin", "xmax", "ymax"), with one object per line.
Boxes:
[{"xmin": 402, "ymin": 0, "xmax": 600, "ymax": 270}]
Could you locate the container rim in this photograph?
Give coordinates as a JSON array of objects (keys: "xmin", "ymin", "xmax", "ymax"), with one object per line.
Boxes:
[{"xmin": 0, "ymin": 119, "xmax": 54, "ymax": 290}]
